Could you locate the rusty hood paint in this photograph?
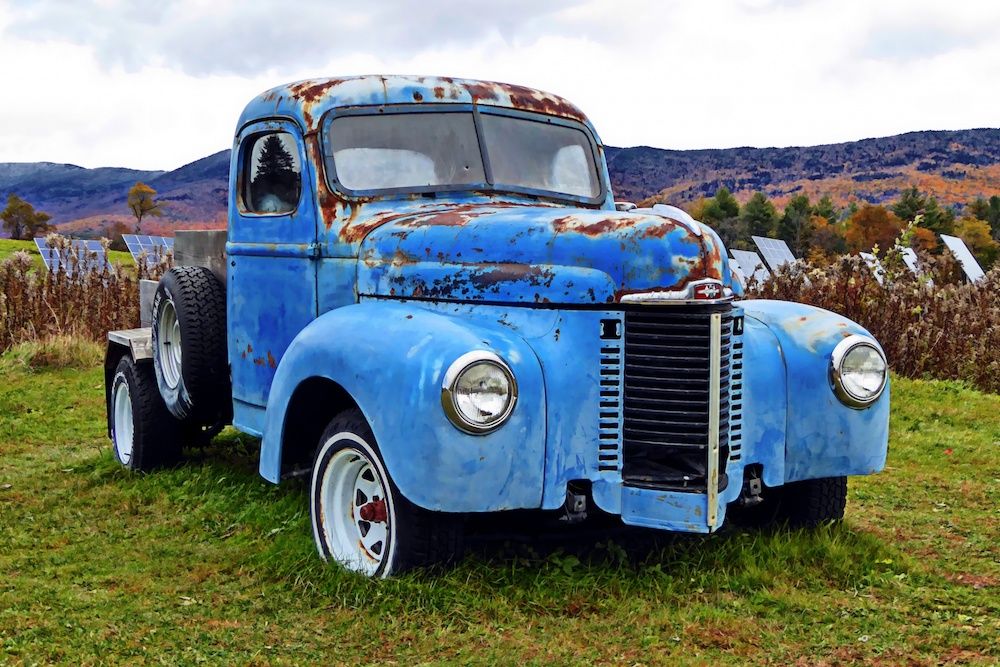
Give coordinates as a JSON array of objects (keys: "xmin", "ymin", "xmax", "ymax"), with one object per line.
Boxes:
[{"xmin": 356, "ymin": 203, "xmax": 733, "ymax": 305}]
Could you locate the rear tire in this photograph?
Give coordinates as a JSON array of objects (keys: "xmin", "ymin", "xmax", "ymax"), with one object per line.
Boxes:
[
  {"xmin": 110, "ymin": 356, "xmax": 180, "ymax": 471},
  {"xmin": 310, "ymin": 409, "xmax": 463, "ymax": 577},
  {"xmin": 151, "ymin": 266, "xmax": 230, "ymax": 425}
]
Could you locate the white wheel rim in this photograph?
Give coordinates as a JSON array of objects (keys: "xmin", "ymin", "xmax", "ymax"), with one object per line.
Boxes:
[
  {"xmin": 157, "ymin": 299, "xmax": 182, "ymax": 389},
  {"xmin": 318, "ymin": 445, "xmax": 391, "ymax": 576},
  {"xmin": 113, "ymin": 379, "xmax": 134, "ymax": 466}
]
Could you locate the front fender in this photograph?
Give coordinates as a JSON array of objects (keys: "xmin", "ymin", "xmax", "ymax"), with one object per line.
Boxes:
[
  {"xmin": 260, "ymin": 300, "xmax": 546, "ymax": 512},
  {"xmin": 742, "ymin": 300, "xmax": 890, "ymax": 483}
]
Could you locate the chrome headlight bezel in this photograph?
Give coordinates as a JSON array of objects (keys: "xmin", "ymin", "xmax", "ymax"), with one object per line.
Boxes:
[
  {"xmin": 441, "ymin": 351, "xmax": 518, "ymax": 434},
  {"xmin": 830, "ymin": 335, "xmax": 887, "ymax": 409}
]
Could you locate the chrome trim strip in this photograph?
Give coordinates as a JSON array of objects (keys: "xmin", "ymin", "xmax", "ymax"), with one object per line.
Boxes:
[
  {"xmin": 440, "ymin": 350, "xmax": 518, "ymax": 434},
  {"xmin": 707, "ymin": 313, "xmax": 721, "ymax": 529}
]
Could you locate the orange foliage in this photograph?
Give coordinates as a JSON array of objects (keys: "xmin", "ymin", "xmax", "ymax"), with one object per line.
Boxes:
[
  {"xmin": 844, "ymin": 205, "xmax": 904, "ymax": 253},
  {"xmin": 910, "ymin": 226, "xmax": 938, "ymax": 252}
]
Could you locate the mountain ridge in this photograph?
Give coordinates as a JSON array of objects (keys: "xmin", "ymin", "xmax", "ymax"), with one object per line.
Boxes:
[{"xmin": 2, "ymin": 128, "xmax": 998, "ymax": 236}]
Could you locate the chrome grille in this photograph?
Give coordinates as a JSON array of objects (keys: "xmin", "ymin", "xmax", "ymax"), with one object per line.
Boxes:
[{"xmin": 621, "ymin": 304, "xmax": 733, "ymax": 492}]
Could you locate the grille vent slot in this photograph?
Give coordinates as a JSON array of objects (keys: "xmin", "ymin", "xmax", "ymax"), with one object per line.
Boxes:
[
  {"xmin": 598, "ymin": 333, "xmax": 623, "ymax": 472},
  {"xmin": 729, "ymin": 318, "xmax": 744, "ymax": 464}
]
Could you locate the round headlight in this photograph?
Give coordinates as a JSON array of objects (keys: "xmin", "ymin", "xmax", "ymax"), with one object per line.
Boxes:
[
  {"xmin": 441, "ymin": 351, "xmax": 517, "ymax": 434},
  {"xmin": 830, "ymin": 335, "xmax": 887, "ymax": 408}
]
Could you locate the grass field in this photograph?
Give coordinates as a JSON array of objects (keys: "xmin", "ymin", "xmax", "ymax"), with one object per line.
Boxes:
[
  {"xmin": 0, "ymin": 238, "xmax": 134, "ymax": 272},
  {"xmin": 0, "ymin": 342, "xmax": 997, "ymax": 665}
]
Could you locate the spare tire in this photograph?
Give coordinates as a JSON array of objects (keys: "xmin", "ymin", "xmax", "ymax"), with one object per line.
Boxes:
[{"xmin": 152, "ymin": 266, "xmax": 230, "ymax": 424}]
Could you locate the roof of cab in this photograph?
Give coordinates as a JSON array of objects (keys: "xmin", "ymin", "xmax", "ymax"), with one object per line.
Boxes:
[{"xmin": 237, "ymin": 75, "xmax": 591, "ymax": 134}]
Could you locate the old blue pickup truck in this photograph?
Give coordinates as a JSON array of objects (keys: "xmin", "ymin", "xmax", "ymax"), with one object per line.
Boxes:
[{"xmin": 105, "ymin": 75, "xmax": 889, "ymax": 577}]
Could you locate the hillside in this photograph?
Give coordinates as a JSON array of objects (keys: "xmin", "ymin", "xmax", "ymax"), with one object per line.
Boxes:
[
  {"xmin": 608, "ymin": 128, "xmax": 1000, "ymax": 207},
  {"xmin": 2, "ymin": 128, "xmax": 999, "ymax": 235}
]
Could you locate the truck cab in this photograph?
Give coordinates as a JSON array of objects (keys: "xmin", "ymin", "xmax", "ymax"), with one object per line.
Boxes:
[{"xmin": 105, "ymin": 75, "xmax": 890, "ymax": 577}]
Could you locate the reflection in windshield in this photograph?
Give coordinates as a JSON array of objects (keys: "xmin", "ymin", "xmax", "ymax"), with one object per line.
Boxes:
[{"xmin": 327, "ymin": 110, "xmax": 601, "ymax": 200}]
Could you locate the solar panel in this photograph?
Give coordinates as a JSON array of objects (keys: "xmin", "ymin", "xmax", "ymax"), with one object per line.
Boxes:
[
  {"xmin": 900, "ymin": 247, "xmax": 920, "ymax": 275},
  {"xmin": 122, "ymin": 234, "xmax": 174, "ymax": 268},
  {"xmin": 751, "ymin": 236, "xmax": 796, "ymax": 271},
  {"xmin": 940, "ymin": 234, "xmax": 985, "ymax": 283},
  {"xmin": 731, "ymin": 249, "xmax": 771, "ymax": 284},
  {"xmin": 33, "ymin": 237, "xmax": 115, "ymax": 275},
  {"xmin": 859, "ymin": 252, "xmax": 886, "ymax": 285}
]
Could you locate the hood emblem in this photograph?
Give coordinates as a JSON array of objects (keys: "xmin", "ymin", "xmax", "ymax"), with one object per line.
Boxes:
[{"xmin": 620, "ymin": 279, "xmax": 731, "ymax": 305}]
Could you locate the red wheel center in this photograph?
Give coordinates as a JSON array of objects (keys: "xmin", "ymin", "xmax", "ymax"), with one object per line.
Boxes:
[{"xmin": 359, "ymin": 498, "xmax": 387, "ymax": 523}]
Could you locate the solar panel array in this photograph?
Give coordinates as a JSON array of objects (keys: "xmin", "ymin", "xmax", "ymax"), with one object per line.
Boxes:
[
  {"xmin": 751, "ymin": 236, "xmax": 797, "ymax": 271},
  {"xmin": 940, "ymin": 234, "xmax": 985, "ymax": 283},
  {"xmin": 731, "ymin": 249, "xmax": 772, "ymax": 284},
  {"xmin": 33, "ymin": 238, "xmax": 115, "ymax": 275},
  {"xmin": 122, "ymin": 235, "xmax": 174, "ymax": 268}
]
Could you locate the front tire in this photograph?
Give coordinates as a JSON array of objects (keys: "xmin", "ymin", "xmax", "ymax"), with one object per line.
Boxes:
[
  {"xmin": 110, "ymin": 356, "xmax": 180, "ymax": 472},
  {"xmin": 310, "ymin": 409, "xmax": 463, "ymax": 577},
  {"xmin": 779, "ymin": 476, "xmax": 847, "ymax": 527}
]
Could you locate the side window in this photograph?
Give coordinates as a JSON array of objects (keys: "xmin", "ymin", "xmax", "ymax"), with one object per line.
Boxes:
[{"xmin": 243, "ymin": 132, "xmax": 302, "ymax": 214}]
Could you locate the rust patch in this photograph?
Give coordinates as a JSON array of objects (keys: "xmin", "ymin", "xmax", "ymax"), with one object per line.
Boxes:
[
  {"xmin": 253, "ymin": 357, "xmax": 266, "ymax": 367},
  {"xmin": 288, "ymin": 79, "xmax": 346, "ymax": 105},
  {"xmin": 495, "ymin": 82, "xmax": 587, "ymax": 121},
  {"xmin": 552, "ymin": 215, "xmax": 623, "ymax": 236},
  {"xmin": 266, "ymin": 351, "xmax": 277, "ymax": 369},
  {"xmin": 433, "ymin": 86, "xmax": 445, "ymax": 99},
  {"xmin": 412, "ymin": 91, "xmax": 423, "ymax": 102},
  {"xmin": 464, "ymin": 82, "xmax": 501, "ymax": 102},
  {"xmin": 469, "ymin": 264, "xmax": 556, "ymax": 291},
  {"xmin": 359, "ymin": 499, "xmax": 388, "ymax": 523}
]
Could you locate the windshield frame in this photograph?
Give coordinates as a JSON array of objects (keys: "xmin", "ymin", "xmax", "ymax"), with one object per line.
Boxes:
[{"xmin": 320, "ymin": 103, "xmax": 607, "ymax": 206}]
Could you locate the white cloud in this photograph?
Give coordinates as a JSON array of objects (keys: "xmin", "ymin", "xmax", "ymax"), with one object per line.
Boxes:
[{"xmin": 0, "ymin": 0, "xmax": 998, "ymax": 170}]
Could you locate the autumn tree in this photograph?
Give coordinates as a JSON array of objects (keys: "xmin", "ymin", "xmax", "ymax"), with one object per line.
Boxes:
[
  {"xmin": 739, "ymin": 191, "xmax": 778, "ymax": 238},
  {"xmin": 968, "ymin": 195, "xmax": 1000, "ymax": 239},
  {"xmin": 811, "ymin": 216, "xmax": 847, "ymax": 257},
  {"xmin": 128, "ymin": 182, "xmax": 163, "ymax": 233},
  {"xmin": 777, "ymin": 194, "xmax": 814, "ymax": 257},
  {"xmin": 844, "ymin": 204, "xmax": 904, "ymax": 253},
  {"xmin": 954, "ymin": 217, "xmax": 999, "ymax": 269},
  {"xmin": 1, "ymin": 194, "xmax": 53, "ymax": 240}
]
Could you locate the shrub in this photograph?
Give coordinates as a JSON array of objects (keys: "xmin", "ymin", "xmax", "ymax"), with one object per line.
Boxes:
[
  {"xmin": 0, "ymin": 235, "xmax": 170, "ymax": 353},
  {"xmin": 748, "ymin": 251, "xmax": 1000, "ymax": 394}
]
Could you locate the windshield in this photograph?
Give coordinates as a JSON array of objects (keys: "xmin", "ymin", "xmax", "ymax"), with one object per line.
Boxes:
[{"xmin": 326, "ymin": 109, "xmax": 602, "ymax": 201}]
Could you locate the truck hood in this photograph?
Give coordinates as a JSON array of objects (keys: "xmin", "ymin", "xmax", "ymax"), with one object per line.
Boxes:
[{"xmin": 356, "ymin": 203, "xmax": 733, "ymax": 305}]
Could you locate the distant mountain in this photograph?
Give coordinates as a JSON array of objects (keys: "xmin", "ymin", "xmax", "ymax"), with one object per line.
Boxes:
[
  {"xmin": 0, "ymin": 151, "xmax": 230, "ymax": 235},
  {"xmin": 2, "ymin": 128, "xmax": 999, "ymax": 236},
  {"xmin": 607, "ymin": 128, "xmax": 1000, "ymax": 208}
]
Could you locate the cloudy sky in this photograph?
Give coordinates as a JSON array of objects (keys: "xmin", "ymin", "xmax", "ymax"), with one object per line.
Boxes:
[{"xmin": 1, "ymin": 0, "xmax": 998, "ymax": 171}]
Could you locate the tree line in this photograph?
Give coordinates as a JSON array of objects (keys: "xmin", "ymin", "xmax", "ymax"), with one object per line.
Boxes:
[{"xmin": 690, "ymin": 187, "xmax": 1000, "ymax": 269}]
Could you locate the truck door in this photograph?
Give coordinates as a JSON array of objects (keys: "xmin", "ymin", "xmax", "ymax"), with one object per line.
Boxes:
[{"xmin": 227, "ymin": 120, "xmax": 317, "ymax": 435}]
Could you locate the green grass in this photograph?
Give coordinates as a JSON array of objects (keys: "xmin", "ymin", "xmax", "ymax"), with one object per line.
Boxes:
[
  {"xmin": 1, "ymin": 349, "xmax": 997, "ymax": 665},
  {"xmin": 0, "ymin": 238, "xmax": 134, "ymax": 272}
]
